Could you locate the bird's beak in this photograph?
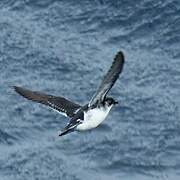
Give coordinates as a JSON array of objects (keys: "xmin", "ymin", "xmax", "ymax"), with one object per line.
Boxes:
[{"xmin": 114, "ymin": 101, "xmax": 118, "ymax": 105}]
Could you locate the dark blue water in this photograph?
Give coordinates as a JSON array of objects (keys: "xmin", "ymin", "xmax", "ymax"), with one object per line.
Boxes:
[{"xmin": 0, "ymin": 0, "xmax": 180, "ymax": 179}]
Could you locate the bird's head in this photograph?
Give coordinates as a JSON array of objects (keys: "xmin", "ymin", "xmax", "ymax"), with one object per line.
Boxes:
[{"xmin": 104, "ymin": 97, "xmax": 118, "ymax": 107}]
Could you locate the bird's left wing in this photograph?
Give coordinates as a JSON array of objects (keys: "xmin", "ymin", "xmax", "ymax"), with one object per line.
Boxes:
[
  {"xmin": 89, "ymin": 51, "xmax": 124, "ymax": 106},
  {"xmin": 14, "ymin": 86, "xmax": 81, "ymax": 118}
]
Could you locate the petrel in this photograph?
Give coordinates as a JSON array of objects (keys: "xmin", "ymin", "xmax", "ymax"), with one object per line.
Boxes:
[{"xmin": 14, "ymin": 51, "xmax": 124, "ymax": 136}]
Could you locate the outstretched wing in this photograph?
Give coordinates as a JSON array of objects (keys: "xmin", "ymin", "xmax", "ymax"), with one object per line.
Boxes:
[
  {"xmin": 89, "ymin": 51, "xmax": 124, "ymax": 106},
  {"xmin": 14, "ymin": 86, "xmax": 81, "ymax": 118}
]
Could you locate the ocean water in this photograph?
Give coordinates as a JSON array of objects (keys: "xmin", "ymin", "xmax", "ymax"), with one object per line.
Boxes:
[{"xmin": 0, "ymin": 0, "xmax": 180, "ymax": 179}]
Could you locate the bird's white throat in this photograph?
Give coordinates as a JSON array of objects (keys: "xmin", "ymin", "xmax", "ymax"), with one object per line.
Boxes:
[{"xmin": 76, "ymin": 105, "xmax": 113, "ymax": 131}]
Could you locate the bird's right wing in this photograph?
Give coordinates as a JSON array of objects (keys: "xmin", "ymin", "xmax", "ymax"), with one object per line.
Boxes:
[
  {"xmin": 89, "ymin": 51, "xmax": 124, "ymax": 106},
  {"xmin": 14, "ymin": 86, "xmax": 81, "ymax": 118}
]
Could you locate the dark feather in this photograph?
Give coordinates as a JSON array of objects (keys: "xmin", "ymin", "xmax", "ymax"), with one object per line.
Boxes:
[
  {"xmin": 89, "ymin": 51, "xmax": 124, "ymax": 106},
  {"xmin": 14, "ymin": 86, "xmax": 81, "ymax": 118}
]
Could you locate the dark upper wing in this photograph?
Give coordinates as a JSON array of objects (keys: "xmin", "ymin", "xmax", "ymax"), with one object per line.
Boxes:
[
  {"xmin": 89, "ymin": 51, "xmax": 124, "ymax": 106},
  {"xmin": 14, "ymin": 86, "xmax": 81, "ymax": 118}
]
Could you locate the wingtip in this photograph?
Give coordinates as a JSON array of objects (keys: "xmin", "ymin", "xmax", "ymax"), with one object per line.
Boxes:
[
  {"xmin": 13, "ymin": 85, "xmax": 22, "ymax": 93},
  {"xmin": 13, "ymin": 85, "xmax": 18, "ymax": 90},
  {"xmin": 114, "ymin": 50, "xmax": 125, "ymax": 62},
  {"xmin": 12, "ymin": 85, "xmax": 18, "ymax": 92}
]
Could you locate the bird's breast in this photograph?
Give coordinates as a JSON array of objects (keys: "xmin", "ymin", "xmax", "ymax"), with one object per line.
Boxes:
[{"xmin": 76, "ymin": 106, "xmax": 112, "ymax": 131}]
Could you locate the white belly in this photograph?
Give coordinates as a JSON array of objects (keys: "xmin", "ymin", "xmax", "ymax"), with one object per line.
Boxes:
[{"xmin": 76, "ymin": 106, "xmax": 112, "ymax": 131}]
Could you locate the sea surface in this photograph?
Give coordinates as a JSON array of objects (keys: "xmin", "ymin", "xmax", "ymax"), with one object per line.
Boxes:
[{"xmin": 0, "ymin": 0, "xmax": 180, "ymax": 180}]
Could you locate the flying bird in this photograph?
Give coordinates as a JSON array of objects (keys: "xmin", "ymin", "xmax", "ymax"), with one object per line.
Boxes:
[{"xmin": 14, "ymin": 51, "xmax": 125, "ymax": 136}]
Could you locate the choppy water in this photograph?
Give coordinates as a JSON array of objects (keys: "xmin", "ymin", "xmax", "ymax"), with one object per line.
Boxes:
[{"xmin": 0, "ymin": 0, "xmax": 180, "ymax": 179}]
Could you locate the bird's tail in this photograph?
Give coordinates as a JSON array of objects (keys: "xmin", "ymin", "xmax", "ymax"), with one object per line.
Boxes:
[{"xmin": 58, "ymin": 127, "xmax": 74, "ymax": 136}]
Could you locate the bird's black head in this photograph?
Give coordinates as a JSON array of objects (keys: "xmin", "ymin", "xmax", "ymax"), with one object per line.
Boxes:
[{"xmin": 104, "ymin": 97, "xmax": 118, "ymax": 106}]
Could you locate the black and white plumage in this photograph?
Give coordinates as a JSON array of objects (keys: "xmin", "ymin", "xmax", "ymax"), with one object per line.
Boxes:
[
  {"xmin": 14, "ymin": 86, "xmax": 81, "ymax": 118},
  {"xmin": 14, "ymin": 51, "xmax": 125, "ymax": 136}
]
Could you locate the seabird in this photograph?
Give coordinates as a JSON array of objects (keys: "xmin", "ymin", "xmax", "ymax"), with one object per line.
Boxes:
[{"xmin": 14, "ymin": 51, "xmax": 125, "ymax": 136}]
